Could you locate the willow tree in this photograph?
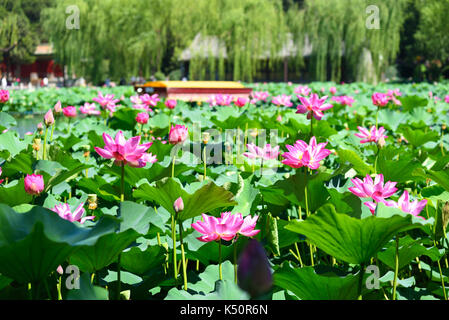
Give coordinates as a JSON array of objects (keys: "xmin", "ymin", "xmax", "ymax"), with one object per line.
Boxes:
[
  {"xmin": 42, "ymin": 0, "xmax": 288, "ymax": 83},
  {"xmin": 0, "ymin": 0, "xmax": 38, "ymax": 78},
  {"xmin": 414, "ymin": 0, "xmax": 449, "ymax": 79},
  {"xmin": 287, "ymin": 0, "xmax": 407, "ymax": 83},
  {"xmin": 42, "ymin": 0, "xmax": 178, "ymax": 83}
]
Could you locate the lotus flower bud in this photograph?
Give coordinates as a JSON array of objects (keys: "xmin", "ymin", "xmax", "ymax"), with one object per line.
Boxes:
[
  {"xmin": 173, "ymin": 197, "xmax": 184, "ymax": 213},
  {"xmin": 56, "ymin": 265, "xmax": 64, "ymax": 275},
  {"xmin": 24, "ymin": 174, "xmax": 44, "ymax": 195},
  {"xmin": 136, "ymin": 112, "xmax": 149, "ymax": 124},
  {"xmin": 237, "ymin": 239, "xmax": 272, "ymax": 298},
  {"xmin": 44, "ymin": 109, "xmax": 54, "ymax": 127},
  {"xmin": 168, "ymin": 125, "xmax": 188, "ymax": 145},
  {"xmin": 442, "ymin": 202, "xmax": 449, "ymax": 233},
  {"xmin": 88, "ymin": 194, "xmax": 98, "ymax": 210},
  {"xmin": 62, "ymin": 106, "xmax": 77, "ymax": 118},
  {"xmin": 165, "ymin": 99, "xmax": 177, "ymax": 109},
  {"xmin": 54, "ymin": 101, "xmax": 62, "ymax": 113},
  {"xmin": 32, "ymin": 138, "xmax": 41, "ymax": 151}
]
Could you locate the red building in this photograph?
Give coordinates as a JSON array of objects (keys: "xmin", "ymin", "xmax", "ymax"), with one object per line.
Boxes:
[{"xmin": 0, "ymin": 43, "xmax": 64, "ymax": 85}]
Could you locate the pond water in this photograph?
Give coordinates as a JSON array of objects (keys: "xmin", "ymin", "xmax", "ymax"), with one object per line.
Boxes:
[{"xmin": 11, "ymin": 114, "xmax": 44, "ymax": 138}]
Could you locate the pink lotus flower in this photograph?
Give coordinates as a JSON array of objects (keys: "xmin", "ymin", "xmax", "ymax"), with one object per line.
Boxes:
[
  {"xmin": 0, "ymin": 90, "xmax": 9, "ymax": 103},
  {"xmin": 130, "ymin": 95, "xmax": 142, "ymax": 105},
  {"xmin": 272, "ymin": 94, "xmax": 293, "ymax": 107},
  {"xmin": 24, "ymin": 174, "xmax": 44, "ymax": 195},
  {"xmin": 93, "ymin": 92, "xmax": 119, "ymax": 109},
  {"xmin": 234, "ymin": 97, "xmax": 249, "ymax": 107},
  {"xmin": 140, "ymin": 93, "xmax": 160, "ymax": 107},
  {"xmin": 251, "ymin": 91, "xmax": 270, "ymax": 102},
  {"xmin": 132, "ymin": 104, "xmax": 150, "ymax": 111},
  {"xmin": 372, "ymin": 92, "xmax": 390, "ymax": 107},
  {"xmin": 355, "ymin": 126, "xmax": 388, "ymax": 144},
  {"xmin": 44, "ymin": 109, "xmax": 54, "ymax": 127},
  {"xmin": 173, "ymin": 197, "xmax": 184, "ymax": 213},
  {"xmin": 329, "ymin": 87, "xmax": 337, "ymax": 95},
  {"xmin": 444, "ymin": 95, "xmax": 449, "ymax": 104},
  {"xmin": 296, "ymin": 93, "xmax": 333, "ymax": 120},
  {"xmin": 0, "ymin": 167, "xmax": 3, "ymax": 185},
  {"xmin": 386, "ymin": 89, "xmax": 402, "ymax": 106},
  {"xmin": 294, "ymin": 85, "xmax": 311, "ymax": 97},
  {"xmin": 138, "ymin": 152, "xmax": 157, "ymax": 167},
  {"xmin": 168, "ymin": 125, "xmax": 188, "ymax": 145},
  {"xmin": 243, "ymin": 143, "xmax": 280, "ymax": 160},
  {"xmin": 165, "ymin": 99, "xmax": 177, "ymax": 109},
  {"xmin": 136, "ymin": 112, "xmax": 149, "ymax": 124},
  {"xmin": 80, "ymin": 102, "xmax": 101, "ymax": 115},
  {"xmin": 331, "ymin": 95, "xmax": 355, "ymax": 107},
  {"xmin": 348, "ymin": 174, "xmax": 397, "ymax": 203},
  {"xmin": 220, "ymin": 212, "xmax": 260, "ymax": 238},
  {"xmin": 207, "ymin": 94, "xmax": 234, "ymax": 106},
  {"xmin": 54, "ymin": 100, "xmax": 62, "ymax": 113},
  {"xmin": 51, "ymin": 202, "xmax": 95, "ymax": 224},
  {"xmin": 62, "ymin": 106, "xmax": 77, "ymax": 118},
  {"xmin": 37, "ymin": 122, "xmax": 43, "ymax": 130},
  {"xmin": 276, "ymin": 115, "xmax": 282, "ymax": 122},
  {"xmin": 388, "ymin": 190, "xmax": 427, "ymax": 219},
  {"xmin": 94, "ymin": 130, "xmax": 153, "ymax": 167},
  {"xmin": 191, "ymin": 212, "xmax": 260, "ymax": 242},
  {"xmin": 281, "ymin": 136, "xmax": 332, "ymax": 170},
  {"xmin": 192, "ymin": 213, "xmax": 243, "ymax": 242}
]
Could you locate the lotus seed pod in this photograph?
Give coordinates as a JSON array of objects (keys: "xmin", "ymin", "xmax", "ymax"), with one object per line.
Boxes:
[
  {"xmin": 32, "ymin": 138, "xmax": 41, "ymax": 151},
  {"xmin": 87, "ymin": 194, "xmax": 98, "ymax": 210},
  {"xmin": 202, "ymin": 132, "xmax": 210, "ymax": 144}
]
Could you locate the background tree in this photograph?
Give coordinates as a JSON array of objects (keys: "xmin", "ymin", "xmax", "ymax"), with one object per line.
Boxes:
[{"xmin": 0, "ymin": 0, "xmax": 39, "ymax": 79}]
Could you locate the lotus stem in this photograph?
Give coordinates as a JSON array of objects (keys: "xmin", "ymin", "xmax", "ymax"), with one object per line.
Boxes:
[
  {"xmin": 218, "ymin": 240, "xmax": 223, "ymax": 281},
  {"xmin": 172, "ymin": 215, "xmax": 178, "ymax": 280},
  {"xmin": 375, "ymin": 106, "xmax": 379, "ymax": 129},
  {"xmin": 304, "ymin": 168, "xmax": 314, "ymax": 266},
  {"xmin": 116, "ymin": 162, "xmax": 125, "ymax": 300},
  {"xmin": 43, "ymin": 126, "xmax": 48, "ymax": 160},
  {"xmin": 57, "ymin": 276, "xmax": 62, "ymax": 300},
  {"xmin": 234, "ymin": 239, "xmax": 238, "ymax": 284},
  {"xmin": 50, "ymin": 123, "xmax": 55, "ymax": 142},
  {"xmin": 392, "ymin": 236, "xmax": 399, "ymax": 300},
  {"xmin": 178, "ymin": 220, "xmax": 188, "ymax": 290},
  {"xmin": 310, "ymin": 116, "xmax": 314, "ymax": 139},
  {"xmin": 203, "ymin": 145, "xmax": 207, "ymax": 180},
  {"xmin": 172, "ymin": 155, "xmax": 176, "ymax": 178},
  {"xmin": 357, "ymin": 263, "xmax": 365, "ymax": 300}
]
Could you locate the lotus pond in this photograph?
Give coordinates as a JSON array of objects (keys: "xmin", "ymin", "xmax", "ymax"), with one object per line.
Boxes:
[{"xmin": 0, "ymin": 81, "xmax": 448, "ymax": 300}]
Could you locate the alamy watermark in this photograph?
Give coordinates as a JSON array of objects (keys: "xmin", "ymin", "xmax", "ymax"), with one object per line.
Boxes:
[
  {"xmin": 366, "ymin": 5, "xmax": 380, "ymax": 30},
  {"xmin": 61, "ymin": 264, "xmax": 80, "ymax": 290},
  {"xmin": 365, "ymin": 264, "xmax": 380, "ymax": 290},
  {"xmin": 66, "ymin": 5, "xmax": 80, "ymax": 30}
]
